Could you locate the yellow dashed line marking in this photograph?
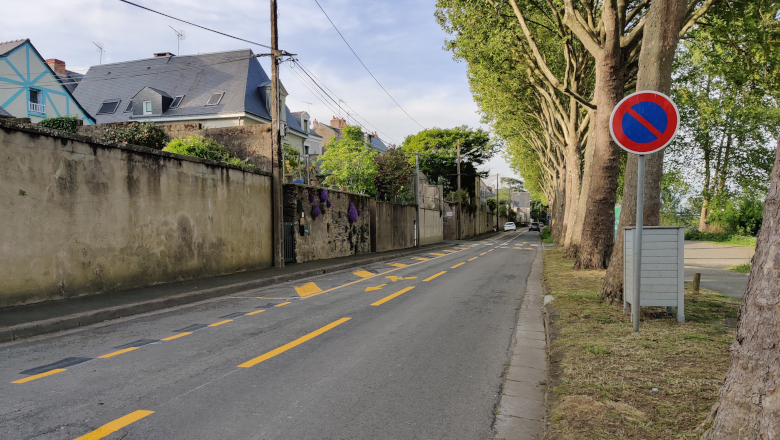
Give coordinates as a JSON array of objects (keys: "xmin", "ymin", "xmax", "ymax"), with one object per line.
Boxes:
[
  {"xmin": 468, "ymin": 257, "xmax": 478, "ymax": 261},
  {"xmin": 73, "ymin": 410, "xmax": 154, "ymax": 440},
  {"xmin": 238, "ymin": 318, "xmax": 351, "ymax": 368},
  {"xmin": 371, "ymin": 286, "xmax": 415, "ymax": 306},
  {"xmin": 209, "ymin": 319, "xmax": 233, "ymax": 327},
  {"xmin": 443, "ymin": 249, "xmax": 458, "ymax": 253},
  {"xmin": 388, "ymin": 263, "xmax": 408, "ymax": 268},
  {"xmin": 162, "ymin": 332, "xmax": 192, "ymax": 341},
  {"xmin": 412, "ymin": 257, "xmax": 430, "ymax": 261},
  {"xmin": 430, "ymin": 253, "xmax": 446, "ymax": 256},
  {"xmin": 352, "ymin": 270, "xmax": 375, "ymax": 278},
  {"xmin": 295, "ymin": 282, "xmax": 323, "ymax": 297},
  {"xmin": 99, "ymin": 347, "xmax": 139, "ymax": 359},
  {"xmin": 275, "ymin": 302, "xmax": 291, "ymax": 307},
  {"xmin": 423, "ymin": 271, "xmax": 446, "ymax": 282},
  {"xmin": 480, "ymin": 252, "xmax": 487, "ymax": 256},
  {"xmin": 247, "ymin": 310, "xmax": 265, "ymax": 315},
  {"xmin": 12, "ymin": 369, "xmax": 66, "ymax": 384},
  {"xmin": 451, "ymin": 262, "xmax": 465, "ymax": 268}
]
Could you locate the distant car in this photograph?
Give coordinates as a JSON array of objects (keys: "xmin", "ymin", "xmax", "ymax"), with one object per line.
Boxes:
[
  {"xmin": 504, "ymin": 222, "xmax": 516, "ymax": 231},
  {"xmin": 529, "ymin": 222, "xmax": 541, "ymax": 232}
]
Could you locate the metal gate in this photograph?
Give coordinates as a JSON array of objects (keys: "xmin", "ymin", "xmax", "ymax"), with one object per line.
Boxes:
[{"xmin": 283, "ymin": 222, "xmax": 295, "ymax": 263}]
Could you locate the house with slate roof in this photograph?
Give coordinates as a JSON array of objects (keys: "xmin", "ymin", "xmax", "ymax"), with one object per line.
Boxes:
[
  {"xmin": 72, "ymin": 48, "xmax": 318, "ymax": 153},
  {"xmin": 313, "ymin": 116, "xmax": 388, "ymax": 154},
  {"xmin": 0, "ymin": 39, "xmax": 93, "ymax": 123}
]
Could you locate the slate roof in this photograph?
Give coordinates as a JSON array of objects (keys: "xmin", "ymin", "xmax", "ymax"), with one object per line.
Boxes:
[
  {"xmin": 73, "ymin": 48, "xmax": 303, "ymax": 132},
  {"xmin": 0, "ymin": 104, "xmax": 13, "ymax": 118},
  {"xmin": 370, "ymin": 136, "xmax": 387, "ymax": 152},
  {"xmin": 0, "ymin": 39, "xmax": 28, "ymax": 57}
]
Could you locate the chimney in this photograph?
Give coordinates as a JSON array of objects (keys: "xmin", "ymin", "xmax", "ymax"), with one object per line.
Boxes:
[
  {"xmin": 154, "ymin": 52, "xmax": 175, "ymax": 58},
  {"xmin": 45, "ymin": 59, "xmax": 67, "ymax": 76},
  {"xmin": 312, "ymin": 119, "xmax": 318, "ymax": 127},
  {"xmin": 330, "ymin": 116, "xmax": 346, "ymax": 129}
]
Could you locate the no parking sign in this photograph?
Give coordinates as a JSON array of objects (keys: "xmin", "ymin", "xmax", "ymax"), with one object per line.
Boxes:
[
  {"xmin": 610, "ymin": 91, "xmax": 679, "ymax": 332},
  {"xmin": 610, "ymin": 91, "xmax": 679, "ymax": 155}
]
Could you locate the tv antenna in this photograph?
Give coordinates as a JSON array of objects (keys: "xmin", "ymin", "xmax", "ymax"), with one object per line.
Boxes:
[
  {"xmin": 93, "ymin": 42, "xmax": 105, "ymax": 65},
  {"xmin": 169, "ymin": 26, "xmax": 186, "ymax": 55},
  {"xmin": 302, "ymin": 101, "xmax": 313, "ymax": 114}
]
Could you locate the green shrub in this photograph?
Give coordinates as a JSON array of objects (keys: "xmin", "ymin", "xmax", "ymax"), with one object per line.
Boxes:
[
  {"xmin": 102, "ymin": 122, "xmax": 170, "ymax": 150},
  {"xmin": 163, "ymin": 135, "xmax": 253, "ymax": 168},
  {"xmin": 540, "ymin": 226, "xmax": 553, "ymax": 243},
  {"xmin": 38, "ymin": 116, "xmax": 81, "ymax": 133},
  {"xmin": 684, "ymin": 230, "xmax": 756, "ymax": 247}
]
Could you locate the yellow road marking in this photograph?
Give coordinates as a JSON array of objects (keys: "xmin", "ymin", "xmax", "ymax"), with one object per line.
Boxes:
[
  {"xmin": 247, "ymin": 310, "xmax": 265, "ymax": 315},
  {"xmin": 388, "ymin": 263, "xmax": 408, "ymax": 268},
  {"xmin": 162, "ymin": 332, "xmax": 192, "ymax": 341},
  {"xmin": 74, "ymin": 410, "xmax": 154, "ymax": 440},
  {"xmin": 469, "ymin": 257, "xmax": 478, "ymax": 261},
  {"xmin": 480, "ymin": 252, "xmax": 487, "ymax": 256},
  {"xmin": 99, "ymin": 347, "xmax": 139, "ymax": 359},
  {"xmin": 488, "ymin": 249, "xmax": 494, "ymax": 252},
  {"xmin": 209, "ymin": 319, "xmax": 232, "ymax": 327},
  {"xmin": 430, "ymin": 253, "xmax": 446, "ymax": 256},
  {"xmin": 238, "ymin": 318, "xmax": 351, "ymax": 368},
  {"xmin": 352, "ymin": 270, "xmax": 375, "ymax": 278},
  {"xmin": 295, "ymin": 282, "xmax": 322, "ymax": 297},
  {"xmin": 366, "ymin": 284, "xmax": 386, "ymax": 292},
  {"xmin": 275, "ymin": 302, "xmax": 291, "ymax": 307},
  {"xmin": 371, "ymin": 286, "xmax": 415, "ymax": 306},
  {"xmin": 443, "ymin": 249, "xmax": 458, "ymax": 253},
  {"xmin": 423, "ymin": 271, "xmax": 446, "ymax": 282},
  {"xmin": 412, "ymin": 257, "xmax": 429, "ymax": 261},
  {"xmin": 526, "ymin": 248, "xmax": 534, "ymax": 250},
  {"xmin": 500, "ymin": 246, "xmax": 508, "ymax": 248},
  {"xmin": 451, "ymin": 262, "xmax": 465, "ymax": 268},
  {"xmin": 12, "ymin": 368, "xmax": 66, "ymax": 384}
]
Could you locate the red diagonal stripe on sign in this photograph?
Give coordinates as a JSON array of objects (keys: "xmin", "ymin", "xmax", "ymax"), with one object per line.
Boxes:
[{"xmin": 627, "ymin": 107, "xmax": 664, "ymax": 139}]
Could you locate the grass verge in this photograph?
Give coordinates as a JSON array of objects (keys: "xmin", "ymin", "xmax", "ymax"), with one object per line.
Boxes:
[
  {"xmin": 725, "ymin": 262, "xmax": 751, "ymax": 273},
  {"xmin": 544, "ymin": 248, "xmax": 740, "ymax": 439},
  {"xmin": 541, "ymin": 227, "xmax": 554, "ymax": 243},
  {"xmin": 684, "ymin": 231, "xmax": 756, "ymax": 247}
]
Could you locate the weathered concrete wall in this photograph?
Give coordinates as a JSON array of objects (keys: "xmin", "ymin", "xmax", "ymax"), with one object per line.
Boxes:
[
  {"xmin": 420, "ymin": 208, "xmax": 443, "ymax": 246},
  {"xmin": 369, "ymin": 202, "xmax": 443, "ymax": 251},
  {"xmin": 443, "ymin": 203, "xmax": 491, "ymax": 240},
  {"xmin": 283, "ymin": 184, "xmax": 370, "ymax": 263},
  {"xmin": 0, "ymin": 120, "xmax": 273, "ymax": 307},
  {"xmin": 78, "ymin": 122, "xmax": 274, "ymax": 174}
]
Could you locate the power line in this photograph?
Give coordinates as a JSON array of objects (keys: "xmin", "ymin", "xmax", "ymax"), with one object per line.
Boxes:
[
  {"xmin": 312, "ymin": 0, "xmax": 426, "ymax": 130},
  {"xmin": 117, "ymin": 0, "xmax": 273, "ymax": 50}
]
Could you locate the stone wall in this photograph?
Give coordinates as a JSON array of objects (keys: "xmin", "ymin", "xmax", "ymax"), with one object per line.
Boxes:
[
  {"xmin": 283, "ymin": 184, "xmax": 370, "ymax": 263},
  {"xmin": 78, "ymin": 122, "xmax": 274, "ymax": 174},
  {"xmin": 443, "ymin": 203, "xmax": 491, "ymax": 240},
  {"xmin": 0, "ymin": 120, "xmax": 273, "ymax": 307}
]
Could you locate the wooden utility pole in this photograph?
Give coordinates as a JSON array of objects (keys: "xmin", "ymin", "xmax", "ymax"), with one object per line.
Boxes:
[
  {"xmin": 271, "ymin": 0, "xmax": 284, "ymax": 268},
  {"xmin": 456, "ymin": 140, "xmax": 461, "ymax": 240},
  {"xmin": 495, "ymin": 174, "xmax": 499, "ymax": 231}
]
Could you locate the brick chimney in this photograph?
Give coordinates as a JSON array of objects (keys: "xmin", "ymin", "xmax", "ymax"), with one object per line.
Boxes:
[
  {"xmin": 330, "ymin": 116, "xmax": 346, "ymax": 129},
  {"xmin": 45, "ymin": 59, "xmax": 67, "ymax": 76},
  {"xmin": 154, "ymin": 52, "xmax": 175, "ymax": 58},
  {"xmin": 312, "ymin": 119, "xmax": 318, "ymax": 127}
]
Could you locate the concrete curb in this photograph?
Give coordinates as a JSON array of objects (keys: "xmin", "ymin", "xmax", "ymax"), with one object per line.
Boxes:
[
  {"xmin": 2, "ymin": 241, "xmax": 476, "ymax": 343},
  {"xmin": 494, "ymin": 242, "xmax": 548, "ymax": 440}
]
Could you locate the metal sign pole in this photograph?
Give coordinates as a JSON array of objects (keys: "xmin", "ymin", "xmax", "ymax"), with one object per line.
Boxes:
[{"xmin": 633, "ymin": 154, "xmax": 645, "ymax": 332}]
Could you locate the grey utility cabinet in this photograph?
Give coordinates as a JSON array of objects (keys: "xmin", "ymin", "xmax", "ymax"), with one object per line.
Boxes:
[{"xmin": 623, "ymin": 226, "xmax": 685, "ymax": 322}]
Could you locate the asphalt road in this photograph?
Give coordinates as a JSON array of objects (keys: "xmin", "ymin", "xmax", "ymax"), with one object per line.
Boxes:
[{"xmin": 0, "ymin": 231, "xmax": 537, "ymax": 440}]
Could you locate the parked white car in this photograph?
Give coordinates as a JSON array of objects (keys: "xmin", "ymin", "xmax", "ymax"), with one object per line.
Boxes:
[{"xmin": 504, "ymin": 222, "xmax": 516, "ymax": 231}]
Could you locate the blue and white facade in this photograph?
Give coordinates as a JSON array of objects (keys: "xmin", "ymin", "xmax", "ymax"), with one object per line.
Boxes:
[{"xmin": 0, "ymin": 39, "xmax": 93, "ymax": 124}]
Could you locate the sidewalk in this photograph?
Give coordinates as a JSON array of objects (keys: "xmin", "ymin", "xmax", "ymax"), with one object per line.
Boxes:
[
  {"xmin": 0, "ymin": 235, "xmax": 501, "ymax": 343},
  {"xmin": 494, "ymin": 244, "xmax": 548, "ymax": 439}
]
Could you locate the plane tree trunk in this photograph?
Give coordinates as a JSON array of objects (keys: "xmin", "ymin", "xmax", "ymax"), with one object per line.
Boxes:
[{"xmin": 701, "ymin": 138, "xmax": 780, "ymax": 439}]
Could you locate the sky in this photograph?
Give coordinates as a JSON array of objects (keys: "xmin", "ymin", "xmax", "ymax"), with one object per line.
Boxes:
[{"xmin": 1, "ymin": 0, "xmax": 520, "ymax": 181}]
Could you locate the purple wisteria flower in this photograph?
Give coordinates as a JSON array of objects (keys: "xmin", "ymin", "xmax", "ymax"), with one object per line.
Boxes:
[
  {"xmin": 319, "ymin": 189, "xmax": 329, "ymax": 203},
  {"xmin": 347, "ymin": 202, "xmax": 358, "ymax": 223},
  {"xmin": 308, "ymin": 192, "xmax": 316, "ymax": 204},
  {"xmin": 311, "ymin": 204, "xmax": 321, "ymax": 218}
]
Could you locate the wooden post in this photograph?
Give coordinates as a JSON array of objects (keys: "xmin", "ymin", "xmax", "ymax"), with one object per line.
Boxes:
[
  {"xmin": 693, "ymin": 272, "xmax": 701, "ymax": 294},
  {"xmin": 271, "ymin": 0, "xmax": 284, "ymax": 268}
]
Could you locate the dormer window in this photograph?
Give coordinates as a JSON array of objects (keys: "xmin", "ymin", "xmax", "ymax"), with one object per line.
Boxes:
[
  {"xmin": 97, "ymin": 99, "xmax": 121, "ymax": 115},
  {"xmin": 143, "ymin": 101, "xmax": 152, "ymax": 115},
  {"xmin": 170, "ymin": 95, "xmax": 185, "ymax": 109},
  {"xmin": 303, "ymin": 119, "xmax": 309, "ymax": 133},
  {"xmin": 206, "ymin": 92, "xmax": 224, "ymax": 106}
]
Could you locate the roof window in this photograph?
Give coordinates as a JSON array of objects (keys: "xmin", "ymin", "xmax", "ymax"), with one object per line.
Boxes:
[
  {"xmin": 170, "ymin": 95, "xmax": 185, "ymax": 109},
  {"xmin": 97, "ymin": 99, "xmax": 121, "ymax": 115},
  {"xmin": 205, "ymin": 92, "xmax": 224, "ymax": 106},
  {"xmin": 124, "ymin": 101, "xmax": 133, "ymax": 113}
]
